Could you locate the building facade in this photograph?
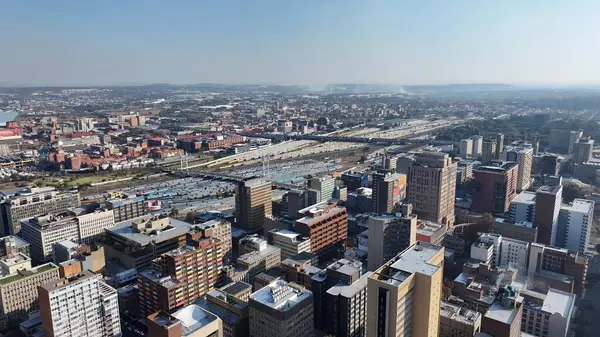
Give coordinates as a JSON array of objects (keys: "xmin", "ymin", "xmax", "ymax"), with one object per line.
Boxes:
[
  {"xmin": 235, "ymin": 178, "xmax": 272, "ymax": 233},
  {"xmin": 472, "ymin": 163, "xmax": 519, "ymax": 214},
  {"xmin": 367, "ymin": 214, "xmax": 417, "ymax": 271},
  {"xmin": 556, "ymin": 199, "xmax": 594, "ymax": 253},
  {"xmin": 295, "ymin": 204, "xmax": 348, "ymax": 260}
]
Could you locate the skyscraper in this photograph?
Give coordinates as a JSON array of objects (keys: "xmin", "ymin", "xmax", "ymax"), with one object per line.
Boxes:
[
  {"xmin": 367, "ymin": 214, "xmax": 417, "ymax": 271},
  {"xmin": 502, "ymin": 146, "xmax": 533, "ymax": 191},
  {"xmin": 367, "ymin": 242, "xmax": 444, "ymax": 337},
  {"xmin": 372, "ymin": 172, "xmax": 405, "ymax": 215},
  {"xmin": 39, "ymin": 270, "xmax": 121, "ymax": 337},
  {"xmin": 556, "ymin": 199, "xmax": 594, "ymax": 253},
  {"xmin": 235, "ymin": 178, "xmax": 272, "ymax": 233},
  {"xmin": 533, "ymin": 185, "xmax": 563, "ymax": 246},
  {"xmin": 295, "ymin": 203, "xmax": 348, "ymax": 260},
  {"xmin": 495, "ymin": 133, "xmax": 505, "ymax": 159},
  {"xmin": 573, "ymin": 137, "xmax": 594, "ymax": 164},
  {"xmin": 471, "ymin": 163, "xmax": 519, "ymax": 214},
  {"xmin": 407, "ymin": 152, "xmax": 457, "ymax": 227},
  {"xmin": 481, "ymin": 140, "xmax": 497, "ymax": 164},
  {"xmin": 308, "ymin": 175, "xmax": 335, "ymax": 203},
  {"xmin": 471, "ymin": 135, "xmax": 483, "ymax": 157},
  {"xmin": 460, "ymin": 138, "xmax": 473, "ymax": 158}
]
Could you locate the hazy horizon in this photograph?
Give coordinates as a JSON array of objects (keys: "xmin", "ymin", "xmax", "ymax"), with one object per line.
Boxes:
[{"xmin": 2, "ymin": 1, "xmax": 600, "ymax": 87}]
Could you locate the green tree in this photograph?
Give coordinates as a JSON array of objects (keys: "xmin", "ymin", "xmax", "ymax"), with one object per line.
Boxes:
[
  {"xmin": 479, "ymin": 213, "xmax": 495, "ymax": 232},
  {"xmin": 169, "ymin": 208, "xmax": 179, "ymax": 217},
  {"xmin": 562, "ymin": 183, "xmax": 585, "ymax": 203}
]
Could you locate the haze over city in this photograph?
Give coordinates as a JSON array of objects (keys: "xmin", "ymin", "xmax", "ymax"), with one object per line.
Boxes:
[{"xmin": 2, "ymin": 0, "xmax": 600, "ymax": 86}]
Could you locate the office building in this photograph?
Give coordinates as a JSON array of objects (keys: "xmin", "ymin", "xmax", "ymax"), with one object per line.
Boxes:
[
  {"xmin": 471, "ymin": 234, "xmax": 502, "ymax": 267},
  {"xmin": 502, "ymin": 146, "xmax": 533, "ymax": 191},
  {"xmin": 249, "ymin": 280, "xmax": 313, "ymax": 337},
  {"xmin": 407, "ymin": 152, "xmax": 457, "ymax": 227},
  {"xmin": 416, "ymin": 219, "xmax": 447, "ymax": 245},
  {"xmin": 472, "ymin": 136, "xmax": 483, "ymax": 157},
  {"xmin": 533, "ymin": 185, "xmax": 563, "ymax": 246},
  {"xmin": 148, "ymin": 305, "xmax": 223, "ymax": 337},
  {"xmin": 280, "ymin": 252, "xmax": 321, "ymax": 290},
  {"xmin": 482, "ymin": 140, "xmax": 497, "ymax": 164},
  {"xmin": 74, "ymin": 207, "xmax": 115, "ymax": 245},
  {"xmin": 138, "ymin": 237, "xmax": 223, "ymax": 317},
  {"xmin": 495, "ymin": 133, "xmax": 505, "ymax": 159},
  {"xmin": 281, "ymin": 189, "xmax": 306, "ymax": 217},
  {"xmin": 105, "ymin": 193, "xmax": 148, "ymax": 223},
  {"xmin": 493, "ymin": 218, "xmax": 538, "ymax": 243},
  {"xmin": 472, "ymin": 163, "xmax": 519, "ymax": 214},
  {"xmin": 219, "ymin": 281, "xmax": 253, "ymax": 301},
  {"xmin": 532, "ymin": 155, "xmax": 560, "ymax": 176},
  {"xmin": 236, "ymin": 239, "xmax": 281, "ymax": 283},
  {"xmin": 20, "ymin": 213, "xmax": 80, "ymax": 262},
  {"xmin": 0, "ymin": 187, "xmax": 80, "ymax": 235},
  {"xmin": 39, "ymin": 270, "xmax": 121, "ymax": 337},
  {"xmin": 367, "ymin": 242, "xmax": 444, "ymax": 337},
  {"xmin": 520, "ymin": 288, "xmax": 575, "ymax": 337},
  {"xmin": 295, "ymin": 203, "xmax": 348, "ymax": 260},
  {"xmin": 461, "ymin": 138, "xmax": 474, "ymax": 158},
  {"xmin": 333, "ymin": 185, "xmax": 348, "ymax": 201},
  {"xmin": 0, "ymin": 235, "xmax": 29, "ymax": 257},
  {"xmin": 101, "ymin": 215, "xmax": 189, "ymax": 270},
  {"xmin": 367, "ymin": 214, "xmax": 417, "ymax": 271},
  {"xmin": 235, "ymin": 178, "xmax": 272, "ymax": 232},
  {"xmin": 439, "ymin": 301, "xmax": 482, "ymax": 337},
  {"xmin": 549, "ymin": 130, "xmax": 581, "ymax": 154},
  {"xmin": 556, "ymin": 199, "xmax": 594, "ymax": 253},
  {"xmin": 196, "ymin": 288, "xmax": 249, "ymax": 337},
  {"xmin": 52, "ymin": 241, "xmax": 105, "ymax": 273},
  {"xmin": 0, "ymin": 261, "xmax": 60, "ymax": 329},
  {"xmin": 308, "ymin": 175, "xmax": 335, "ymax": 203},
  {"xmin": 572, "ymin": 137, "xmax": 594, "ymax": 164},
  {"xmin": 341, "ymin": 172, "xmax": 368, "ymax": 191},
  {"xmin": 509, "ymin": 191, "xmax": 536, "ymax": 223},
  {"xmin": 372, "ymin": 172, "xmax": 405, "ymax": 214},
  {"xmin": 499, "ymin": 238, "xmax": 529, "ymax": 274},
  {"xmin": 527, "ymin": 243, "xmax": 588, "ymax": 295},
  {"xmin": 481, "ymin": 289, "xmax": 523, "ymax": 337},
  {"xmin": 267, "ymin": 229, "xmax": 310, "ymax": 260}
]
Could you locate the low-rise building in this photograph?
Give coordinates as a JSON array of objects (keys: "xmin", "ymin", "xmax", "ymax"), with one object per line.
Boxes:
[{"xmin": 439, "ymin": 301, "xmax": 482, "ymax": 337}]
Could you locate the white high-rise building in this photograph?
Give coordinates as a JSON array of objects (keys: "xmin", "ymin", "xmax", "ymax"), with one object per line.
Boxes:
[
  {"xmin": 471, "ymin": 233, "xmax": 502, "ymax": 266},
  {"xmin": 471, "ymin": 135, "xmax": 483, "ymax": 156},
  {"xmin": 557, "ymin": 199, "xmax": 595, "ymax": 253},
  {"xmin": 460, "ymin": 139, "xmax": 473, "ymax": 158},
  {"xmin": 499, "ymin": 237, "xmax": 529, "ymax": 274},
  {"xmin": 308, "ymin": 175, "xmax": 335, "ymax": 203},
  {"xmin": 509, "ymin": 191, "xmax": 536, "ymax": 223},
  {"xmin": 502, "ymin": 146, "xmax": 534, "ymax": 191},
  {"xmin": 39, "ymin": 270, "xmax": 121, "ymax": 337},
  {"xmin": 76, "ymin": 209, "xmax": 115, "ymax": 245}
]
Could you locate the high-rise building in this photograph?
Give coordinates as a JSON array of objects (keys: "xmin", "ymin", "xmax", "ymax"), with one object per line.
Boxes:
[
  {"xmin": 281, "ymin": 189, "xmax": 306, "ymax": 217},
  {"xmin": 280, "ymin": 252, "xmax": 321, "ymax": 290},
  {"xmin": 460, "ymin": 138, "xmax": 473, "ymax": 158},
  {"xmin": 0, "ymin": 261, "xmax": 60, "ymax": 329},
  {"xmin": 372, "ymin": 172, "xmax": 405, "ymax": 214},
  {"xmin": 407, "ymin": 152, "xmax": 457, "ymax": 227},
  {"xmin": 21, "ymin": 213, "xmax": 80, "ymax": 262},
  {"xmin": 367, "ymin": 214, "xmax": 417, "ymax": 271},
  {"xmin": 509, "ymin": 191, "xmax": 536, "ymax": 223},
  {"xmin": 295, "ymin": 204, "xmax": 348, "ymax": 260},
  {"xmin": 549, "ymin": 130, "xmax": 581, "ymax": 154},
  {"xmin": 235, "ymin": 178, "xmax": 272, "ymax": 232},
  {"xmin": 196, "ymin": 288, "xmax": 249, "ymax": 337},
  {"xmin": 267, "ymin": 229, "xmax": 310, "ymax": 260},
  {"xmin": 527, "ymin": 243, "xmax": 588, "ymax": 295},
  {"xmin": 138, "ymin": 237, "xmax": 223, "ymax": 317},
  {"xmin": 481, "ymin": 289, "xmax": 523, "ymax": 337},
  {"xmin": 520, "ymin": 288, "xmax": 575, "ymax": 337},
  {"xmin": 39, "ymin": 270, "xmax": 121, "ymax": 337},
  {"xmin": 236, "ymin": 239, "xmax": 281, "ymax": 283},
  {"xmin": 471, "ymin": 163, "xmax": 519, "ymax": 214},
  {"xmin": 471, "ymin": 233, "xmax": 502, "ymax": 267},
  {"xmin": 147, "ymin": 305, "xmax": 223, "ymax": 337},
  {"xmin": 439, "ymin": 301, "xmax": 482, "ymax": 337},
  {"xmin": 472, "ymin": 136, "xmax": 483, "ymax": 157},
  {"xmin": 105, "ymin": 193, "xmax": 148, "ymax": 223},
  {"xmin": 499, "ymin": 237, "xmax": 529, "ymax": 274},
  {"xmin": 533, "ymin": 185, "xmax": 563, "ymax": 246},
  {"xmin": 481, "ymin": 140, "xmax": 497, "ymax": 164},
  {"xmin": 249, "ymin": 280, "xmax": 314, "ymax": 337},
  {"xmin": 341, "ymin": 172, "xmax": 368, "ymax": 191},
  {"xmin": 192, "ymin": 219, "xmax": 233, "ymax": 262},
  {"xmin": 0, "ymin": 187, "xmax": 80, "ymax": 235},
  {"xmin": 308, "ymin": 175, "xmax": 335, "ymax": 203},
  {"xmin": 532, "ymin": 154, "xmax": 560, "ymax": 176},
  {"xmin": 556, "ymin": 199, "xmax": 594, "ymax": 253},
  {"xmin": 573, "ymin": 137, "xmax": 594, "ymax": 164},
  {"xmin": 495, "ymin": 133, "xmax": 505, "ymax": 159},
  {"xmin": 367, "ymin": 242, "xmax": 444, "ymax": 337},
  {"xmin": 502, "ymin": 146, "xmax": 533, "ymax": 191},
  {"xmin": 74, "ymin": 208, "xmax": 115, "ymax": 245}
]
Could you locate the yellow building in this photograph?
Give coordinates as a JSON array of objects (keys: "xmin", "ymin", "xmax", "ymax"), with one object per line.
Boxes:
[{"xmin": 367, "ymin": 241, "xmax": 444, "ymax": 337}]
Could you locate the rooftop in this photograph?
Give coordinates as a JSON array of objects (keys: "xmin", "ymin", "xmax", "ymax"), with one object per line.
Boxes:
[
  {"xmin": 374, "ymin": 242, "xmax": 443, "ymax": 286},
  {"xmin": 243, "ymin": 178, "xmax": 270, "ymax": 188},
  {"xmin": 296, "ymin": 205, "xmax": 346, "ymax": 226},
  {"xmin": 475, "ymin": 162, "xmax": 518, "ymax": 173},
  {"xmin": 537, "ymin": 184, "xmax": 562, "ymax": 195},
  {"xmin": 250, "ymin": 280, "xmax": 312, "ymax": 311},
  {"xmin": 561, "ymin": 199, "xmax": 594, "ymax": 213},
  {"xmin": 237, "ymin": 245, "xmax": 280, "ymax": 264},
  {"xmin": 512, "ymin": 191, "xmax": 536, "ymax": 204},
  {"xmin": 541, "ymin": 288, "xmax": 575, "ymax": 318},
  {"xmin": 220, "ymin": 281, "xmax": 252, "ymax": 297},
  {"xmin": 327, "ymin": 271, "xmax": 372, "ymax": 298},
  {"xmin": 440, "ymin": 301, "xmax": 481, "ymax": 325},
  {"xmin": 327, "ymin": 258, "xmax": 362, "ymax": 277},
  {"xmin": 173, "ymin": 304, "xmax": 220, "ymax": 336},
  {"xmin": 0, "ymin": 263, "xmax": 58, "ymax": 285},
  {"xmin": 139, "ymin": 269, "xmax": 179, "ymax": 288},
  {"xmin": 484, "ymin": 300, "xmax": 519, "ymax": 324},
  {"xmin": 106, "ymin": 215, "xmax": 190, "ymax": 246}
]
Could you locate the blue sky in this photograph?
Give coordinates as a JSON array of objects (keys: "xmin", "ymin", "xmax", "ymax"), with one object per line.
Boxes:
[{"xmin": 1, "ymin": 0, "xmax": 599, "ymax": 86}]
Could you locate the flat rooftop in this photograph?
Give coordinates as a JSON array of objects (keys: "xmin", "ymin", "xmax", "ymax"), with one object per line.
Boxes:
[
  {"xmin": 388, "ymin": 242, "xmax": 443, "ymax": 279},
  {"xmin": 173, "ymin": 304, "xmax": 220, "ymax": 336},
  {"xmin": 327, "ymin": 271, "xmax": 372, "ymax": 298},
  {"xmin": 139, "ymin": 269, "xmax": 179, "ymax": 289},
  {"xmin": 270, "ymin": 229, "xmax": 302, "ymax": 240},
  {"xmin": 542, "ymin": 288, "xmax": 575, "ymax": 317},
  {"xmin": 512, "ymin": 191, "xmax": 536, "ymax": 204},
  {"xmin": 476, "ymin": 162, "xmax": 517, "ymax": 173},
  {"xmin": 296, "ymin": 206, "xmax": 345, "ymax": 226},
  {"xmin": 537, "ymin": 185, "xmax": 562, "ymax": 195},
  {"xmin": 561, "ymin": 199, "xmax": 594, "ymax": 213},
  {"xmin": 484, "ymin": 300, "xmax": 519, "ymax": 324},
  {"xmin": 327, "ymin": 258, "xmax": 362, "ymax": 276},
  {"xmin": 440, "ymin": 301, "xmax": 481, "ymax": 325},
  {"xmin": 237, "ymin": 245, "xmax": 280, "ymax": 264},
  {"xmin": 250, "ymin": 280, "xmax": 312, "ymax": 312},
  {"xmin": 107, "ymin": 216, "xmax": 190, "ymax": 246}
]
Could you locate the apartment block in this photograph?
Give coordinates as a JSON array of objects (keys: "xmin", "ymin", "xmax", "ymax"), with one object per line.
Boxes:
[
  {"xmin": 308, "ymin": 175, "xmax": 335, "ymax": 203},
  {"xmin": 236, "ymin": 242, "xmax": 280, "ymax": 284},
  {"xmin": 21, "ymin": 213, "xmax": 80, "ymax": 262},
  {"xmin": 367, "ymin": 242, "xmax": 444, "ymax": 337},
  {"xmin": 191, "ymin": 219, "xmax": 232, "ymax": 262},
  {"xmin": 105, "ymin": 193, "xmax": 148, "ymax": 223},
  {"xmin": 138, "ymin": 237, "xmax": 223, "ymax": 317},
  {"xmin": 39, "ymin": 270, "xmax": 121, "ymax": 337},
  {"xmin": 482, "ymin": 140, "xmax": 497, "ymax": 164},
  {"xmin": 527, "ymin": 243, "xmax": 588, "ymax": 295},
  {"xmin": 372, "ymin": 172, "xmax": 405, "ymax": 215},
  {"xmin": 367, "ymin": 214, "xmax": 417, "ymax": 271},
  {"xmin": 509, "ymin": 191, "xmax": 536, "ymax": 223},
  {"xmin": 295, "ymin": 203, "xmax": 348, "ymax": 260},
  {"xmin": 235, "ymin": 178, "xmax": 272, "ymax": 232},
  {"xmin": 573, "ymin": 137, "xmax": 594, "ymax": 164},
  {"xmin": 471, "ymin": 234, "xmax": 502, "ymax": 267},
  {"xmin": 520, "ymin": 288, "xmax": 575, "ymax": 337},
  {"xmin": 460, "ymin": 138, "xmax": 473, "ymax": 158},
  {"xmin": 556, "ymin": 199, "xmax": 594, "ymax": 253},
  {"xmin": 533, "ymin": 185, "xmax": 563, "ymax": 246},
  {"xmin": 267, "ymin": 229, "xmax": 310, "ymax": 260},
  {"xmin": 73, "ymin": 207, "xmax": 115, "ymax": 245},
  {"xmin": 280, "ymin": 252, "xmax": 321, "ymax": 290},
  {"xmin": 0, "ymin": 187, "xmax": 80, "ymax": 235},
  {"xmin": 502, "ymin": 146, "xmax": 533, "ymax": 191},
  {"xmin": 407, "ymin": 152, "xmax": 457, "ymax": 227},
  {"xmin": 472, "ymin": 135, "xmax": 483, "ymax": 157},
  {"xmin": 472, "ymin": 162, "xmax": 519, "ymax": 214},
  {"xmin": 249, "ymin": 280, "xmax": 314, "ymax": 337},
  {"xmin": 493, "ymin": 218, "xmax": 538, "ymax": 243},
  {"xmin": 439, "ymin": 301, "xmax": 482, "ymax": 337},
  {"xmin": 0, "ymin": 261, "xmax": 60, "ymax": 329}
]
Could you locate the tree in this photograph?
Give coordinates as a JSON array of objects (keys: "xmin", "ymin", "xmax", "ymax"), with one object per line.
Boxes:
[
  {"xmin": 479, "ymin": 213, "xmax": 495, "ymax": 233},
  {"xmin": 185, "ymin": 211, "xmax": 200, "ymax": 223},
  {"xmin": 563, "ymin": 182, "xmax": 585, "ymax": 203},
  {"xmin": 169, "ymin": 208, "xmax": 179, "ymax": 217}
]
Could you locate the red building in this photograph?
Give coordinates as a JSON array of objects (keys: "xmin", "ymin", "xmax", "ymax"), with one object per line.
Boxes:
[
  {"xmin": 295, "ymin": 204, "xmax": 348, "ymax": 260},
  {"xmin": 472, "ymin": 162, "xmax": 519, "ymax": 214}
]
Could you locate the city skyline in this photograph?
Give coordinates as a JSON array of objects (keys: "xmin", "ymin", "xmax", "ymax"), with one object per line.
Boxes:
[{"xmin": 2, "ymin": 1, "xmax": 600, "ymax": 86}]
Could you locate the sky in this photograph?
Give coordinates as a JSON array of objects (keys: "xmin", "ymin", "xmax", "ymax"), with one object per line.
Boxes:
[{"xmin": 1, "ymin": 0, "xmax": 600, "ymax": 86}]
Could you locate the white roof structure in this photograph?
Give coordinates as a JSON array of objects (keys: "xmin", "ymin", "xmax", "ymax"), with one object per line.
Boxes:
[{"xmin": 542, "ymin": 288, "xmax": 575, "ymax": 318}]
